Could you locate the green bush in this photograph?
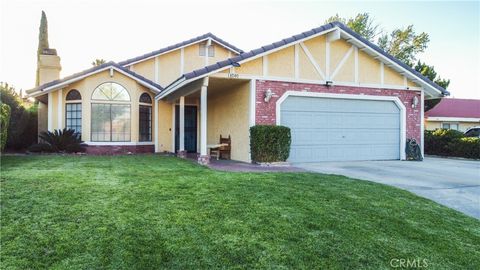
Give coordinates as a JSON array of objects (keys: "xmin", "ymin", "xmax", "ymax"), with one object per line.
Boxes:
[
  {"xmin": 425, "ymin": 129, "xmax": 479, "ymax": 159},
  {"xmin": 0, "ymin": 83, "xmax": 38, "ymax": 150},
  {"xmin": 27, "ymin": 143, "xmax": 53, "ymax": 153},
  {"xmin": 37, "ymin": 128, "xmax": 86, "ymax": 153},
  {"xmin": 446, "ymin": 137, "xmax": 480, "ymax": 159},
  {"xmin": 250, "ymin": 125, "xmax": 291, "ymax": 163},
  {"xmin": 0, "ymin": 103, "xmax": 11, "ymax": 151}
]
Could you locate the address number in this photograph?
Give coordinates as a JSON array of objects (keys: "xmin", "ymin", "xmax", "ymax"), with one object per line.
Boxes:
[{"xmin": 228, "ymin": 73, "xmax": 239, "ymax": 78}]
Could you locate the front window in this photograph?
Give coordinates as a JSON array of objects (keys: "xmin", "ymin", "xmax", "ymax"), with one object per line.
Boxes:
[
  {"xmin": 91, "ymin": 83, "xmax": 131, "ymax": 142},
  {"xmin": 139, "ymin": 93, "xmax": 152, "ymax": 142},
  {"xmin": 442, "ymin": 123, "xmax": 458, "ymax": 130},
  {"xmin": 65, "ymin": 89, "xmax": 82, "ymax": 135}
]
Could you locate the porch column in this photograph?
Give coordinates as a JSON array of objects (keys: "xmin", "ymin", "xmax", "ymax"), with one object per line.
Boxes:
[
  {"xmin": 47, "ymin": 92, "xmax": 53, "ymax": 131},
  {"xmin": 198, "ymin": 77, "xmax": 209, "ymax": 165},
  {"xmin": 178, "ymin": 96, "xmax": 186, "ymax": 158}
]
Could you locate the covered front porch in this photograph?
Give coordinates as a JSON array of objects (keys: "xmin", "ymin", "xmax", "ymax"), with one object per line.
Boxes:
[{"xmin": 157, "ymin": 76, "xmax": 254, "ymax": 164}]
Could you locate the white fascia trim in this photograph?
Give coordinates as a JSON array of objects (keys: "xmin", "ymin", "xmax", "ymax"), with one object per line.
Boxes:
[
  {"xmin": 122, "ymin": 38, "xmax": 242, "ymax": 67},
  {"xmin": 158, "ymin": 27, "xmax": 338, "ymax": 99},
  {"xmin": 426, "ymin": 117, "xmax": 480, "ymax": 122},
  {"xmin": 275, "ymin": 91, "xmax": 407, "ymax": 160},
  {"xmin": 57, "ymin": 89, "xmax": 62, "ymax": 129},
  {"xmin": 420, "ymin": 90, "xmax": 425, "ymax": 157},
  {"xmin": 85, "ymin": 141, "xmax": 154, "ymax": 146},
  {"xmin": 30, "ymin": 66, "xmax": 162, "ymax": 98},
  {"xmin": 209, "ymin": 73, "xmax": 423, "ymax": 92},
  {"xmin": 249, "ymin": 79, "xmax": 256, "ymax": 127},
  {"xmin": 340, "ymin": 28, "xmax": 443, "ymax": 96}
]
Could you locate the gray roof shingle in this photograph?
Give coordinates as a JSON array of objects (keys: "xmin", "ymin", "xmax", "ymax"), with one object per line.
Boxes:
[{"xmin": 28, "ymin": 61, "xmax": 163, "ymax": 94}]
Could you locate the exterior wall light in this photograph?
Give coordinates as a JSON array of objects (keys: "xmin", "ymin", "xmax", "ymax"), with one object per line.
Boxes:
[
  {"xmin": 325, "ymin": 80, "xmax": 333, "ymax": 87},
  {"xmin": 412, "ymin": 96, "xmax": 419, "ymax": 108},
  {"xmin": 264, "ymin": 89, "xmax": 273, "ymax": 102}
]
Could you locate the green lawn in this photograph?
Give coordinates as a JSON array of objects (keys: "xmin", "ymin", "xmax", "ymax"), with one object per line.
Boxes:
[{"xmin": 1, "ymin": 155, "xmax": 479, "ymax": 269}]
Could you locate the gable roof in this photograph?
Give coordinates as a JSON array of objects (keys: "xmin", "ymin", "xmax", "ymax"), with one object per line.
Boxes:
[
  {"xmin": 159, "ymin": 21, "xmax": 449, "ymax": 99},
  {"xmin": 27, "ymin": 61, "xmax": 163, "ymax": 97},
  {"xmin": 118, "ymin": 33, "xmax": 244, "ymax": 67},
  {"xmin": 426, "ymin": 98, "xmax": 480, "ymax": 119}
]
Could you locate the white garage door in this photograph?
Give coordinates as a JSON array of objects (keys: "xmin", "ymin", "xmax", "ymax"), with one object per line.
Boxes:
[{"xmin": 280, "ymin": 96, "xmax": 401, "ymax": 162}]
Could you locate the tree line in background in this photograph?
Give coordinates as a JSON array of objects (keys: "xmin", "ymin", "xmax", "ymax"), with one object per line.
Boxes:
[{"xmin": 326, "ymin": 13, "xmax": 450, "ymax": 111}]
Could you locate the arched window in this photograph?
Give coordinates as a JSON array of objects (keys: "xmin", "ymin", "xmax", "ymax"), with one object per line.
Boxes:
[
  {"xmin": 66, "ymin": 89, "xmax": 81, "ymax": 100},
  {"xmin": 139, "ymin": 93, "xmax": 152, "ymax": 142},
  {"xmin": 92, "ymin": 82, "xmax": 130, "ymax": 101},
  {"xmin": 91, "ymin": 82, "xmax": 131, "ymax": 142},
  {"xmin": 65, "ymin": 89, "xmax": 82, "ymax": 135}
]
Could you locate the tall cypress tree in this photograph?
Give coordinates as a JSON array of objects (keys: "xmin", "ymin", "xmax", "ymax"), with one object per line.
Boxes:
[{"xmin": 36, "ymin": 11, "xmax": 49, "ymax": 86}]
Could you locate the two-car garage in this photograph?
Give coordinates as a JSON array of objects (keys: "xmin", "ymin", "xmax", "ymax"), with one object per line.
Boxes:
[{"xmin": 279, "ymin": 93, "xmax": 404, "ymax": 163}]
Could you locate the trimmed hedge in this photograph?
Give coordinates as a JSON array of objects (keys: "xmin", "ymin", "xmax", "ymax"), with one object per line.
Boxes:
[
  {"xmin": 250, "ymin": 125, "xmax": 291, "ymax": 163},
  {"xmin": 425, "ymin": 129, "xmax": 479, "ymax": 159}
]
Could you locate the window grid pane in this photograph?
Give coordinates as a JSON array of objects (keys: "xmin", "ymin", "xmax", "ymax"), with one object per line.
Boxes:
[
  {"xmin": 139, "ymin": 105, "xmax": 152, "ymax": 141},
  {"xmin": 66, "ymin": 103, "xmax": 82, "ymax": 135},
  {"xmin": 91, "ymin": 103, "xmax": 131, "ymax": 142}
]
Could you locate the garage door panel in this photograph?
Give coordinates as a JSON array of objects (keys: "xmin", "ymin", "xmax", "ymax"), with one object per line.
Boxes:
[
  {"xmin": 281, "ymin": 96, "xmax": 401, "ymax": 162},
  {"xmin": 292, "ymin": 129, "xmax": 399, "ymax": 145}
]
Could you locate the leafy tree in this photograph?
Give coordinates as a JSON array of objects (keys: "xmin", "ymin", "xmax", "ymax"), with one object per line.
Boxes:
[
  {"xmin": 325, "ymin": 13, "xmax": 380, "ymax": 42},
  {"xmin": 414, "ymin": 60, "xmax": 451, "ymax": 112},
  {"xmin": 92, "ymin": 59, "xmax": 107, "ymax": 66},
  {"xmin": 414, "ymin": 60, "xmax": 450, "ymax": 89},
  {"xmin": 377, "ymin": 25, "xmax": 430, "ymax": 66},
  {"xmin": 0, "ymin": 104, "xmax": 11, "ymax": 151},
  {"xmin": 0, "ymin": 83, "xmax": 38, "ymax": 150}
]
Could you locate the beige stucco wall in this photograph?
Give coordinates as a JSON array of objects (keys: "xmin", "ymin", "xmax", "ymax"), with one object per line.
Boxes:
[
  {"xmin": 267, "ymin": 46, "xmax": 295, "ymax": 78},
  {"xmin": 157, "ymin": 100, "xmax": 173, "ymax": 152},
  {"xmin": 207, "ymin": 81, "xmax": 250, "ymax": 162},
  {"xmin": 426, "ymin": 120, "xmax": 479, "ymax": 132},
  {"xmin": 329, "ymin": 39, "xmax": 351, "ymax": 74},
  {"xmin": 235, "ymin": 57, "xmax": 263, "ymax": 76},
  {"xmin": 299, "ymin": 46, "xmax": 322, "ymax": 80},
  {"xmin": 131, "ymin": 58, "xmax": 155, "ymax": 82},
  {"xmin": 48, "ymin": 70, "xmax": 156, "ymax": 143},
  {"xmin": 358, "ymin": 51, "xmax": 381, "ymax": 84},
  {"xmin": 158, "ymin": 50, "xmax": 181, "ymax": 86},
  {"xmin": 303, "ymin": 35, "xmax": 326, "ymax": 73},
  {"xmin": 384, "ymin": 65, "xmax": 404, "ymax": 86}
]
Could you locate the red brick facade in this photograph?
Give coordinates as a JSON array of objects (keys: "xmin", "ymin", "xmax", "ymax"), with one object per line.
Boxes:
[
  {"xmin": 85, "ymin": 144, "xmax": 154, "ymax": 155},
  {"xmin": 255, "ymin": 80, "xmax": 422, "ymax": 143}
]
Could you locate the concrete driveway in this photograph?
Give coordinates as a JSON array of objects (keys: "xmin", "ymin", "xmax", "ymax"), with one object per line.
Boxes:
[{"xmin": 295, "ymin": 157, "xmax": 480, "ymax": 219}]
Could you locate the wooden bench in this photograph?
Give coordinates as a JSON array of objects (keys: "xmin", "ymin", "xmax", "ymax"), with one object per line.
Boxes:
[{"xmin": 209, "ymin": 135, "xmax": 231, "ymax": 160}]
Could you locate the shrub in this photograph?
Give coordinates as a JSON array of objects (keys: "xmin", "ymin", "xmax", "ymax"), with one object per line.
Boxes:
[
  {"xmin": 250, "ymin": 125, "xmax": 291, "ymax": 163},
  {"xmin": 0, "ymin": 82, "xmax": 38, "ymax": 150},
  {"xmin": 425, "ymin": 129, "xmax": 479, "ymax": 159},
  {"xmin": 0, "ymin": 103, "xmax": 11, "ymax": 151},
  {"xmin": 37, "ymin": 128, "xmax": 86, "ymax": 153},
  {"xmin": 446, "ymin": 137, "xmax": 480, "ymax": 159},
  {"xmin": 27, "ymin": 143, "xmax": 53, "ymax": 153}
]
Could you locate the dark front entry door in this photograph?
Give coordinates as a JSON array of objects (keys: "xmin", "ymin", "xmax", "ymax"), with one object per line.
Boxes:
[{"xmin": 175, "ymin": 105, "xmax": 197, "ymax": 153}]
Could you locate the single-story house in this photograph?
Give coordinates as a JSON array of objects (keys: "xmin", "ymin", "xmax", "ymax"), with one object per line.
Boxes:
[
  {"xmin": 425, "ymin": 98, "xmax": 480, "ymax": 132},
  {"xmin": 27, "ymin": 22, "xmax": 448, "ymax": 164}
]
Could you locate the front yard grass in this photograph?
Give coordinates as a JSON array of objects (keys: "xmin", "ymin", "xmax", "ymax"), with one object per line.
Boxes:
[{"xmin": 1, "ymin": 155, "xmax": 479, "ymax": 269}]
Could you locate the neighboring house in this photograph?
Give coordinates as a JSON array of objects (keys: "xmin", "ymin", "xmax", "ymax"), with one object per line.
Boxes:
[
  {"xmin": 425, "ymin": 98, "xmax": 480, "ymax": 132},
  {"xmin": 27, "ymin": 22, "xmax": 448, "ymax": 164}
]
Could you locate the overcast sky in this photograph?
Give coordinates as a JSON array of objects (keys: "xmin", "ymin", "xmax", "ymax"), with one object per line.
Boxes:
[{"xmin": 1, "ymin": 0, "xmax": 479, "ymax": 98}]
